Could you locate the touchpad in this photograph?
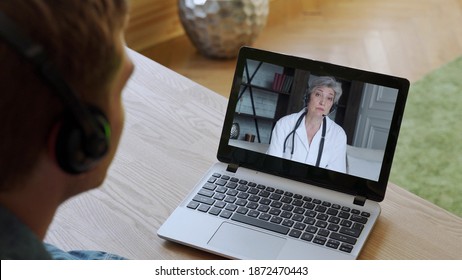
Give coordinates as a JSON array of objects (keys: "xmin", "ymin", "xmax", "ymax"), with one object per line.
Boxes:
[{"xmin": 208, "ymin": 222, "xmax": 286, "ymax": 259}]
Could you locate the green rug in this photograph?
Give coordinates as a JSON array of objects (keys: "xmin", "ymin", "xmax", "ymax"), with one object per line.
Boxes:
[{"xmin": 389, "ymin": 56, "xmax": 462, "ymax": 217}]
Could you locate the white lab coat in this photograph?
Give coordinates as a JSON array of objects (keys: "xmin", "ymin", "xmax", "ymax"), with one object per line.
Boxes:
[{"xmin": 267, "ymin": 110, "xmax": 347, "ymax": 173}]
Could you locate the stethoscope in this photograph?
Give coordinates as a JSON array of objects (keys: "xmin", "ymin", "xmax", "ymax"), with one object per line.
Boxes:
[{"xmin": 282, "ymin": 109, "xmax": 327, "ymax": 167}]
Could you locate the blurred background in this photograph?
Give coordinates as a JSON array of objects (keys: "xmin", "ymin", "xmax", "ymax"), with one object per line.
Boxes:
[
  {"xmin": 125, "ymin": 0, "xmax": 462, "ymax": 97},
  {"xmin": 124, "ymin": 0, "xmax": 462, "ymax": 216}
]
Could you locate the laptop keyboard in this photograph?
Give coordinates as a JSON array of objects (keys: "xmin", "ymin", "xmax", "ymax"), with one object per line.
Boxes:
[{"xmin": 186, "ymin": 173, "xmax": 370, "ymax": 254}]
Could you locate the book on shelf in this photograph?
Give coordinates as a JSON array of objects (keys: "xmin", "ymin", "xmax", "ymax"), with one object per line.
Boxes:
[{"xmin": 272, "ymin": 73, "xmax": 293, "ymax": 93}]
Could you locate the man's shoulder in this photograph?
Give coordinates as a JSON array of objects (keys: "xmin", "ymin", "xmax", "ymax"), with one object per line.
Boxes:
[{"xmin": 0, "ymin": 205, "xmax": 51, "ymax": 260}]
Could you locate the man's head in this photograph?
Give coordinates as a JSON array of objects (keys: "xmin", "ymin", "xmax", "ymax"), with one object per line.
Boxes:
[{"xmin": 0, "ymin": 0, "xmax": 132, "ymax": 196}]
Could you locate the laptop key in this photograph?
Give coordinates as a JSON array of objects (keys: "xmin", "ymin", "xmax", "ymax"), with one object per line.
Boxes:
[
  {"xmin": 248, "ymin": 187, "xmax": 259, "ymax": 194},
  {"xmin": 213, "ymin": 193, "xmax": 226, "ymax": 201},
  {"xmin": 327, "ymin": 208, "xmax": 339, "ymax": 216},
  {"xmin": 269, "ymin": 193, "xmax": 282, "ymax": 201},
  {"xmin": 235, "ymin": 199, "xmax": 247, "ymax": 206},
  {"xmin": 265, "ymin": 206, "xmax": 278, "ymax": 214},
  {"xmin": 313, "ymin": 236, "xmax": 327, "ymax": 245},
  {"xmin": 257, "ymin": 205, "xmax": 270, "ymax": 213},
  {"xmin": 350, "ymin": 215, "xmax": 368, "ymax": 224},
  {"xmin": 282, "ymin": 219, "xmax": 294, "ymax": 227},
  {"xmin": 226, "ymin": 182, "xmax": 238, "ymax": 189},
  {"xmin": 225, "ymin": 204, "xmax": 237, "ymax": 211},
  {"xmin": 198, "ymin": 189, "xmax": 214, "ymax": 197},
  {"xmin": 247, "ymin": 202, "xmax": 259, "ymax": 209},
  {"xmin": 248, "ymin": 195, "xmax": 260, "ymax": 202},
  {"xmin": 198, "ymin": 204, "xmax": 211, "ymax": 212},
  {"xmin": 292, "ymin": 199, "xmax": 303, "ymax": 207},
  {"xmin": 293, "ymin": 222, "xmax": 306, "ymax": 230},
  {"xmin": 339, "ymin": 211, "xmax": 350, "ymax": 219},
  {"xmin": 216, "ymin": 179, "xmax": 227, "ymax": 186},
  {"xmin": 361, "ymin": 211, "xmax": 371, "ymax": 217},
  {"xmin": 237, "ymin": 185, "xmax": 248, "ymax": 192},
  {"xmin": 330, "ymin": 232, "xmax": 357, "ymax": 245},
  {"xmin": 339, "ymin": 243, "xmax": 354, "ymax": 253},
  {"xmin": 303, "ymin": 202, "xmax": 315, "ymax": 210},
  {"xmin": 318, "ymin": 229, "xmax": 330, "ymax": 237},
  {"xmin": 259, "ymin": 213, "xmax": 271, "ymax": 221},
  {"xmin": 259, "ymin": 190, "xmax": 270, "ymax": 197},
  {"xmin": 260, "ymin": 198, "xmax": 271, "ymax": 205},
  {"xmin": 352, "ymin": 222, "xmax": 364, "ymax": 231},
  {"xmin": 236, "ymin": 207, "xmax": 249, "ymax": 215},
  {"xmin": 224, "ymin": 196, "xmax": 236, "ymax": 204},
  {"xmin": 203, "ymin": 183, "xmax": 216, "ymax": 190},
  {"xmin": 289, "ymin": 229, "xmax": 302, "ymax": 238},
  {"xmin": 340, "ymin": 219, "xmax": 353, "ymax": 227},
  {"xmin": 339, "ymin": 227, "xmax": 361, "ymax": 238},
  {"xmin": 187, "ymin": 201, "xmax": 199, "ymax": 210},
  {"xmin": 209, "ymin": 207, "xmax": 221, "ymax": 216},
  {"xmin": 193, "ymin": 195, "xmax": 215, "ymax": 205},
  {"xmin": 327, "ymin": 223, "xmax": 340, "ymax": 232},
  {"xmin": 306, "ymin": 225, "xmax": 318, "ymax": 234},
  {"xmin": 214, "ymin": 201, "xmax": 226, "ymax": 208},
  {"xmin": 248, "ymin": 210, "xmax": 260, "ymax": 218},
  {"xmin": 315, "ymin": 205, "xmax": 327, "ymax": 213},
  {"xmin": 301, "ymin": 232, "xmax": 314, "ymax": 242},
  {"xmin": 328, "ymin": 216, "xmax": 340, "ymax": 224},
  {"xmin": 270, "ymin": 216, "xmax": 283, "ymax": 224},
  {"xmin": 326, "ymin": 239, "xmax": 340, "ymax": 249},
  {"xmin": 303, "ymin": 217, "xmax": 315, "ymax": 225},
  {"xmin": 231, "ymin": 213, "xmax": 289, "ymax": 235}
]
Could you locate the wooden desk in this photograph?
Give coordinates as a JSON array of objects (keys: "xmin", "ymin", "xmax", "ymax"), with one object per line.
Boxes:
[{"xmin": 44, "ymin": 50, "xmax": 462, "ymax": 260}]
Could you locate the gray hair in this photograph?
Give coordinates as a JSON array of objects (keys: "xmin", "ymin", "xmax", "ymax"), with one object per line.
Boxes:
[{"xmin": 307, "ymin": 76, "xmax": 343, "ymax": 103}]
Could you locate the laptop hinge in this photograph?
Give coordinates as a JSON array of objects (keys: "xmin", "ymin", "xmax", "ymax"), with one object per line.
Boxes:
[
  {"xmin": 353, "ymin": 195, "xmax": 367, "ymax": 206},
  {"xmin": 226, "ymin": 164, "xmax": 239, "ymax": 173}
]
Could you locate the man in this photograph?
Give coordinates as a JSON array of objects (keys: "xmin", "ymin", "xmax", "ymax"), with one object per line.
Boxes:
[{"xmin": 0, "ymin": 0, "xmax": 134, "ymax": 259}]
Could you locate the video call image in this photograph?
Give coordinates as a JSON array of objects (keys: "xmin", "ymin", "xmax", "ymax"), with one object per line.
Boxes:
[{"xmin": 229, "ymin": 59, "xmax": 399, "ymax": 181}]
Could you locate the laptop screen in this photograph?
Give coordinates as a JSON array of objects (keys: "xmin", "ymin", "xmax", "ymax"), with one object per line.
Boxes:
[{"xmin": 218, "ymin": 47, "xmax": 409, "ymax": 202}]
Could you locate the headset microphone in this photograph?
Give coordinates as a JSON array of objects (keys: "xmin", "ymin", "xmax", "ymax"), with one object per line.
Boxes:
[{"xmin": 0, "ymin": 11, "xmax": 110, "ymax": 174}]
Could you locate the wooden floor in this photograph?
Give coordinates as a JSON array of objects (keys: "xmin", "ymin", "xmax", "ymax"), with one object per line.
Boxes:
[{"xmin": 138, "ymin": 0, "xmax": 462, "ymax": 98}]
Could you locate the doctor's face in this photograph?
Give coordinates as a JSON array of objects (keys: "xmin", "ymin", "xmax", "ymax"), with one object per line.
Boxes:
[{"xmin": 307, "ymin": 86, "xmax": 335, "ymax": 116}]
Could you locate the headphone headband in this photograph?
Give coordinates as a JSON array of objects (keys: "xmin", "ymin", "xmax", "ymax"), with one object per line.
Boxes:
[
  {"xmin": 0, "ymin": 11, "xmax": 104, "ymax": 146},
  {"xmin": 0, "ymin": 11, "xmax": 109, "ymax": 172}
]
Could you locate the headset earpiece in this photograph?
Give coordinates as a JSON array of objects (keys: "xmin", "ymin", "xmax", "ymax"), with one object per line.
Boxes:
[{"xmin": 55, "ymin": 107, "xmax": 110, "ymax": 174}]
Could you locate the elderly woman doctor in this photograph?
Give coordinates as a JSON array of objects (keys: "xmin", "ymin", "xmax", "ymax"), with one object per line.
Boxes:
[{"xmin": 267, "ymin": 76, "xmax": 347, "ymax": 173}]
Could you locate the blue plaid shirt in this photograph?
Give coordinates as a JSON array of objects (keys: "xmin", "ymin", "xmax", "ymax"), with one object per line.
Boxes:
[
  {"xmin": 0, "ymin": 204, "xmax": 126, "ymax": 260},
  {"xmin": 44, "ymin": 243, "xmax": 127, "ymax": 260}
]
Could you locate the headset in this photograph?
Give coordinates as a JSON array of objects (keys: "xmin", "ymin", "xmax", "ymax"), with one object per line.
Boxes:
[
  {"xmin": 282, "ymin": 89, "xmax": 338, "ymax": 167},
  {"xmin": 0, "ymin": 11, "xmax": 110, "ymax": 174}
]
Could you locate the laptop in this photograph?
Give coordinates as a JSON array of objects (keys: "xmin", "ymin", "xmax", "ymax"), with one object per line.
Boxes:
[{"xmin": 158, "ymin": 46, "xmax": 409, "ymax": 259}]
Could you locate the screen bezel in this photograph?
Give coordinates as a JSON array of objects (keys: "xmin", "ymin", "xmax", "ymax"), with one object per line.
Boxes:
[{"xmin": 217, "ymin": 46, "xmax": 409, "ymax": 202}]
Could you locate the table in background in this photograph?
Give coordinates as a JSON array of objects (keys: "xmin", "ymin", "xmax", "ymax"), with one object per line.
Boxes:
[{"xmin": 45, "ymin": 50, "xmax": 462, "ymax": 259}]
